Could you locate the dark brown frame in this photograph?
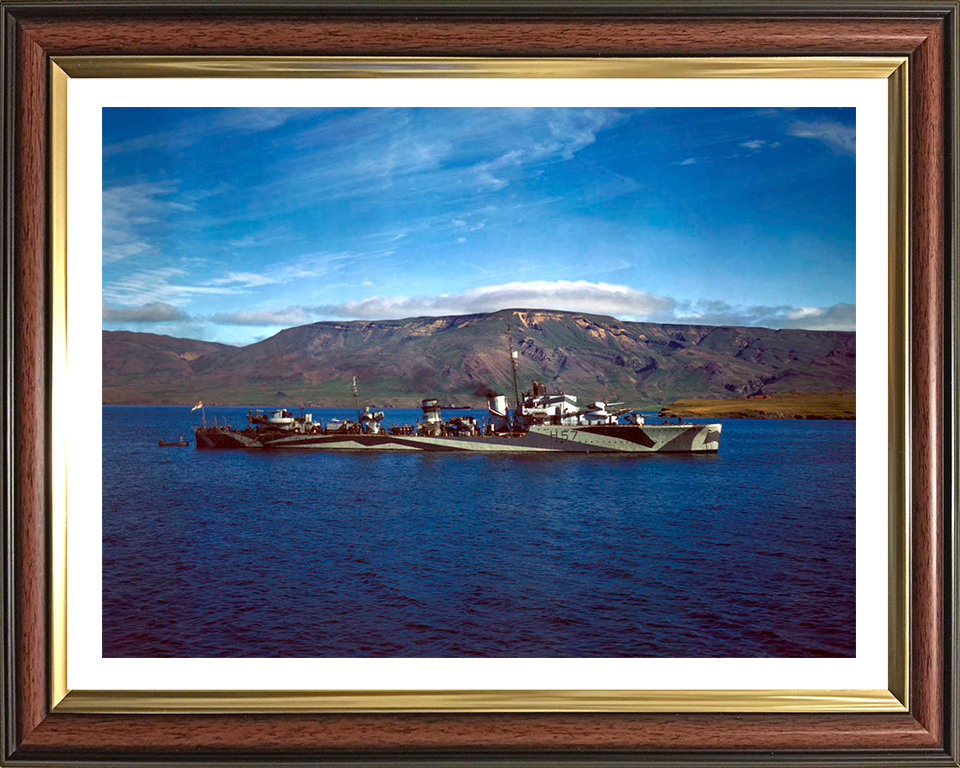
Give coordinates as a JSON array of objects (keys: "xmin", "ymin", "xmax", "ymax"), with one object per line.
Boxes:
[{"xmin": 2, "ymin": 2, "xmax": 958, "ymax": 765}]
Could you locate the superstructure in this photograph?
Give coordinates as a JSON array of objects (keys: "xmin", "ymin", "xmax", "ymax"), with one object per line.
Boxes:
[{"xmin": 194, "ymin": 380, "xmax": 721, "ymax": 454}]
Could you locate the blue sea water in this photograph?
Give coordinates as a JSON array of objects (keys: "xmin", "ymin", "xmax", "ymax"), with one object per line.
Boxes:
[{"xmin": 102, "ymin": 406, "xmax": 855, "ymax": 658}]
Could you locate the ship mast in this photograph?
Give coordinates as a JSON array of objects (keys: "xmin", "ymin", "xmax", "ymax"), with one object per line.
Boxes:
[
  {"xmin": 352, "ymin": 376, "xmax": 362, "ymax": 423},
  {"xmin": 506, "ymin": 326, "xmax": 522, "ymax": 421}
]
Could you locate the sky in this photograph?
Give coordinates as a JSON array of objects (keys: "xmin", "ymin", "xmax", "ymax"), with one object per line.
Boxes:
[{"xmin": 102, "ymin": 106, "xmax": 856, "ymax": 345}]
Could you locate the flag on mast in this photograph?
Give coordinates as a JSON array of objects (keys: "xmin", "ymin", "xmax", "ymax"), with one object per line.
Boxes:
[{"xmin": 190, "ymin": 401, "xmax": 203, "ymax": 412}]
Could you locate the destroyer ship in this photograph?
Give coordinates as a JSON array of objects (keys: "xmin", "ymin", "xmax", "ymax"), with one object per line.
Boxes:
[{"xmin": 193, "ymin": 379, "xmax": 721, "ymax": 454}]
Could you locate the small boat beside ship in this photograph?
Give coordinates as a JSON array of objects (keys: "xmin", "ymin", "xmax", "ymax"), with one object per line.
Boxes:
[{"xmin": 193, "ymin": 380, "xmax": 721, "ymax": 454}]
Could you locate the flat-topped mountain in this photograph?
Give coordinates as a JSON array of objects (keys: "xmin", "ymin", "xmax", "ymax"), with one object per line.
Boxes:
[{"xmin": 102, "ymin": 308, "xmax": 855, "ymax": 407}]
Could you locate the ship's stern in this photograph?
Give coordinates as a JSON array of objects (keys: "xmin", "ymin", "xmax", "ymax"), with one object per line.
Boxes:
[{"xmin": 193, "ymin": 427, "xmax": 262, "ymax": 449}]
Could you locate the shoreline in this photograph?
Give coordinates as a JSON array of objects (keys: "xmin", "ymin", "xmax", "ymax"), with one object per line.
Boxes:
[{"xmin": 659, "ymin": 392, "xmax": 855, "ymax": 421}]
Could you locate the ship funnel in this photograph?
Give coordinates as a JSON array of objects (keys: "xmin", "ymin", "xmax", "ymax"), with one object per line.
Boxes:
[
  {"xmin": 420, "ymin": 398, "xmax": 442, "ymax": 436},
  {"xmin": 421, "ymin": 398, "xmax": 442, "ymax": 424},
  {"xmin": 487, "ymin": 394, "xmax": 508, "ymax": 417},
  {"xmin": 487, "ymin": 393, "xmax": 510, "ymax": 433}
]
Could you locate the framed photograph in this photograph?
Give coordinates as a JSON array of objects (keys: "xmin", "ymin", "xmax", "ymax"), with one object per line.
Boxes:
[{"xmin": 2, "ymin": 2, "xmax": 957, "ymax": 766}]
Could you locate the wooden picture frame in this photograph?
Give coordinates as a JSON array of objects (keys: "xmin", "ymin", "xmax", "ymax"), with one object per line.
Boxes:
[{"xmin": 2, "ymin": 1, "xmax": 957, "ymax": 765}]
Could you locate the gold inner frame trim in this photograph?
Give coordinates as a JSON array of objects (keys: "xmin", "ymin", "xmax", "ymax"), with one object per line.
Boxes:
[
  {"xmin": 56, "ymin": 688, "xmax": 904, "ymax": 714},
  {"xmin": 50, "ymin": 55, "xmax": 910, "ymax": 715},
  {"xmin": 886, "ymin": 61, "xmax": 910, "ymax": 710},
  {"xmin": 54, "ymin": 55, "xmax": 905, "ymax": 79},
  {"xmin": 50, "ymin": 61, "xmax": 69, "ymax": 709}
]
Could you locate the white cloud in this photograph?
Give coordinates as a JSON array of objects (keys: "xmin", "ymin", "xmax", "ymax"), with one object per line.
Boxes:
[
  {"xmin": 211, "ymin": 307, "xmax": 316, "ymax": 327},
  {"xmin": 789, "ymin": 119, "xmax": 856, "ymax": 155},
  {"xmin": 102, "ymin": 265, "xmax": 248, "ymax": 307},
  {"xmin": 204, "ymin": 271, "xmax": 282, "ymax": 288},
  {"xmin": 102, "ymin": 180, "xmax": 230, "ymax": 264},
  {"xmin": 227, "ymin": 235, "xmax": 260, "ymax": 248},
  {"xmin": 102, "ymin": 300, "xmax": 190, "ymax": 323},
  {"xmin": 665, "ymin": 299, "xmax": 855, "ymax": 331},
  {"xmin": 780, "ymin": 303, "xmax": 856, "ymax": 330},
  {"xmin": 103, "ymin": 108, "xmax": 304, "ymax": 157},
  {"xmin": 740, "ymin": 139, "xmax": 780, "ymax": 150},
  {"xmin": 256, "ymin": 108, "xmax": 626, "ymax": 209},
  {"xmin": 102, "ymin": 181, "xmax": 177, "ymax": 263},
  {"xmin": 787, "ymin": 306, "xmax": 823, "ymax": 319},
  {"xmin": 102, "ymin": 244, "xmax": 398, "ymax": 316},
  {"xmin": 204, "ymin": 281, "xmax": 854, "ymax": 332},
  {"xmin": 103, "ymin": 241, "xmax": 154, "ymax": 263},
  {"xmin": 311, "ymin": 280, "xmax": 676, "ymax": 321},
  {"xmin": 452, "ymin": 219, "xmax": 486, "ymax": 232},
  {"xmin": 579, "ymin": 174, "xmax": 640, "ymax": 203}
]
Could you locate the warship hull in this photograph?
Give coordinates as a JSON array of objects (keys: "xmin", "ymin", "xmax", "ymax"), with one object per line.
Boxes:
[{"xmin": 194, "ymin": 422, "xmax": 721, "ymax": 453}]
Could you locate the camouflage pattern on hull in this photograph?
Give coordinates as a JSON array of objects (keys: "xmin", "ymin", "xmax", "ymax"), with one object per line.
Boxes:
[{"xmin": 195, "ymin": 423, "xmax": 721, "ymax": 453}]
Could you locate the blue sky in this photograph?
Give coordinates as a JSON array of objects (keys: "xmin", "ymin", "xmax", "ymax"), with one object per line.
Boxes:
[{"xmin": 102, "ymin": 107, "xmax": 856, "ymax": 345}]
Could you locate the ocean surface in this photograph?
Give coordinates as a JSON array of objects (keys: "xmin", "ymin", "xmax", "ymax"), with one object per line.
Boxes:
[{"xmin": 102, "ymin": 405, "xmax": 855, "ymax": 658}]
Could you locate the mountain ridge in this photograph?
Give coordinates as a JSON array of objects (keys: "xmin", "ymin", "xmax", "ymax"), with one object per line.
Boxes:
[{"xmin": 102, "ymin": 308, "xmax": 855, "ymax": 407}]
